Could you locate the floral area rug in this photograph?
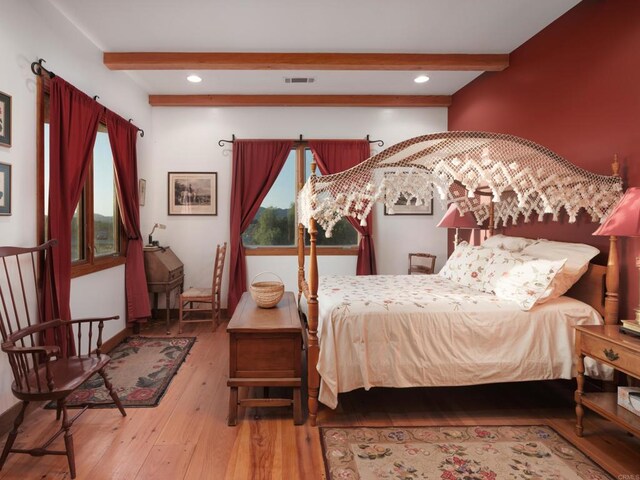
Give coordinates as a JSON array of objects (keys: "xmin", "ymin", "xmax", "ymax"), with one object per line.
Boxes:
[
  {"xmin": 321, "ymin": 425, "xmax": 613, "ymax": 480},
  {"xmin": 46, "ymin": 336, "xmax": 195, "ymax": 408}
]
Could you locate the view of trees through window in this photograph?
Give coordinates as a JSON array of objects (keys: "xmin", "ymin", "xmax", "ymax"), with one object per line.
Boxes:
[
  {"xmin": 242, "ymin": 148, "xmax": 358, "ymax": 248},
  {"xmin": 43, "ymin": 115, "xmax": 121, "ymax": 267}
]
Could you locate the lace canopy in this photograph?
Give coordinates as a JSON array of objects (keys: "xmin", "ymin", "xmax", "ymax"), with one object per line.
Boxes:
[{"xmin": 297, "ymin": 131, "xmax": 623, "ymax": 237}]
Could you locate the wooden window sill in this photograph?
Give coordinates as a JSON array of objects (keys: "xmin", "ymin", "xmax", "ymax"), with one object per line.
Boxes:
[{"xmin": 71, "ymin": 256, "xmax": 126, "ymax": 278}]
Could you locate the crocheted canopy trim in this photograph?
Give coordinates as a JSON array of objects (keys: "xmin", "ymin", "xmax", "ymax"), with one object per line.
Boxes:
[{"xmin": 297, "ymin": 131, "xmax": 622, "ymax": 236}]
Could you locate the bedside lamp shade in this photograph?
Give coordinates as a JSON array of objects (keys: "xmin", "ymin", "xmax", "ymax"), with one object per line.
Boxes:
[
  {"xmin": 592, "ymin": 187, "xmax": 640, "ymax": 237},
  {"xmin": 593, "ymin": 187, "xmax": 640, "ymax": 322},
  {"xmin": 437, "ymin": 204, "xmax": 484, "ymax": 245}
]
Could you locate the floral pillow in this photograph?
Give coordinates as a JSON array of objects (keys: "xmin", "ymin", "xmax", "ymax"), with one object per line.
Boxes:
[
  {"xmin": 482, "ymin": 234, "xmax": 536, "ymax": 252},
  {"xmin": 439, "ymin": 242, "xmax": 495, "ymax": 290},
  {"xmin": 484, "ymin": 249, "xmax": 566, "ymax": 310}
]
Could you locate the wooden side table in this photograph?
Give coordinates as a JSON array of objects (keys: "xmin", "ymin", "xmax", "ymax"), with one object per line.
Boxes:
[
  {"xmin": 574, "ymin": 324, "xmax": 640, "ymax": 437},
  {"xmin": 227, "ymin": 291, "xmax": 303, "ymax": 426}
]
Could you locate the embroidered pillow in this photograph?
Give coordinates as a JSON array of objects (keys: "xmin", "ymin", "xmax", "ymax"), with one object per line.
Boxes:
[
  {"xmin": 439, "ymin": 242, "xmax": 494, "ymax": 290},
  {"xmin": 486, "ymin": 251, "xmax": 567, "ymax": 310},
  {"xmin": 482, "ymin": 234, "xmax": 536, "ymax": 252},
  {"xmin": 521, "ymin": 240, "xmax": 599, "ymax": 303}
]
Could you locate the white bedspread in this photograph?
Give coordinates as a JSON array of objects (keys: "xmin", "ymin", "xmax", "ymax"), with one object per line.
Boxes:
[{"xmin": 300, "ymin": 274, "xmax": 608, "ymax": 409}]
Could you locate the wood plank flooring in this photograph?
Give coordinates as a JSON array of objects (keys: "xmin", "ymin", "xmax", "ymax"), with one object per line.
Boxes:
[{"xmin": 0, "ymin": 319, "xmax": 638, "ymax": 479}]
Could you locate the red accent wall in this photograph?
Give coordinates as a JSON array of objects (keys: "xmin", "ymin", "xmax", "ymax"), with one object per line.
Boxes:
[{"xmin": 449, "ymin": 0, "xmax": 640, "ymax": 319}]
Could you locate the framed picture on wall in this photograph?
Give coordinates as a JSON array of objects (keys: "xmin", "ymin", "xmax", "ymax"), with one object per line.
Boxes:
[
  {"xmin": 139, "ymin": 178, "xmax": 146, "ymax": 206},
  {"xmin": 0, "ymin": 162, "xmax": 11, "ymax": 215},
  {"xmin": 0, "ymin": 91, "xmax": 11, "ymax": 147},
  {"xmin": 384, "ymin": 194, "xmax": 433, "ymax": 216},
  {"xmin": 168, "ymin": 172, "xmax": 217, "ymax": 215}
]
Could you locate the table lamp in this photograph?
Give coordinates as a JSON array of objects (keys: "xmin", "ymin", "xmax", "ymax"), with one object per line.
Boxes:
[
  {"xmin": 148, "ymin": 223, "xmax": 166, "ymax": 246},
  {"xmin": 437, "ymin": 204, "xmax": 484, "ymax": 246},
  {"xmin": 593, "ymin": 187, "xmax": 640, "ymax": 321}
]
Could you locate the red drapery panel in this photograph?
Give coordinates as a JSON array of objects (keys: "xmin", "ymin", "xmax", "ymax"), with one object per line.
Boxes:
[
  {"xmin": 107, "ymin": 111, "xmax": 151, "ymax": 326},
  {"xmin": 46, "ymin": 77, "xmax": 103, "ymax": 354},
  {"xmin": 308, "ymin": 140, "xmax": 376, "ymax": 275},
  {"xmin": 228, "ymin": 140, "xmax": 293, "ymax": 315}
]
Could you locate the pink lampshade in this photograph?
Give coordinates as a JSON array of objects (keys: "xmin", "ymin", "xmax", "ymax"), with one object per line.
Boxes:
[
  {"xmin": 593, "ymin": 187, "xmax": 640, "ymax": 237},
  {"xmin": 437, "ymin": 204, "xmax": 483, "ymax": 229}
]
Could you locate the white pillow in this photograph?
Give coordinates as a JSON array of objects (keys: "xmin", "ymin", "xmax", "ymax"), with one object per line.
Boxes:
[
  {"xmin": 521, "ymin": 240, "xmax": 599, "ymax": 301},
  {"xmin": 487, "ymin": 252, "xmax": 567, "ymax": 310},
  {"xmin": 482, "ymin": 234, "xmax": 536, "ymax": 252},
  {"xmin": 439, "ymin": 242, "xmax": 495, "ymax": 291}
]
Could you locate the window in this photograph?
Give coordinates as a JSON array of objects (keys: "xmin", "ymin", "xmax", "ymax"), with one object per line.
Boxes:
[
  {"xmin": 38, "ymin": 87, "xmax": 125, "ymax": 277},
  {"xmin": 242, "ymin": 145, "xmax": 358, "ymax": 255}
]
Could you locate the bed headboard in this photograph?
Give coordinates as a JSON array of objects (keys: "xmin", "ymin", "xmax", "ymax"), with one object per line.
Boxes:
[
  {"xmin": 565, "ymin": 236, "xmax": 619, "ymax": 325},
  {"xmin": 566, "ymin": 263, "xmax": 607, "ymax": 318}
]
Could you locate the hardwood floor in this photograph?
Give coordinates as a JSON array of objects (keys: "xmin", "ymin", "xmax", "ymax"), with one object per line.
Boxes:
[{"xmin": 0, "ymin": 319, "xmax": 638, "ymax": 479}]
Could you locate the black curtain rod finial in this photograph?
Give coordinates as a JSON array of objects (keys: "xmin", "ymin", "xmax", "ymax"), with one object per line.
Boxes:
[
  {"xmin": 366, "ymin": 134, "xmax": 384, "ymax": 147},
  {"xmin": 128, "ymin": 118, "xmax": 145, "ymax": 137},
  {"xmin": 218, "ymin": 133, "xmax": 235, "ymax": 147},
  {"xmin": 30, "ymin": 58, "xmax": 55, "ymax": 79}
]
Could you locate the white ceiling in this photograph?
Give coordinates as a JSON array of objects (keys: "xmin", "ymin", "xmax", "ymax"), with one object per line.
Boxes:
[{"xmin": 45, "ymin": 0, "xmax": 580, "ymax": 96}]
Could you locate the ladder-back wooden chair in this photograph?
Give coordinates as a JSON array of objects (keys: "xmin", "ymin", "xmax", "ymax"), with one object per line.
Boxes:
[
  {"xmin": 408, "ymin": 252, "xmax": 437, "ymax": 275},
  {"xmin": 179, "ymin": 242, "xmax": 227, "ymax": 333},
  {"xmin": 0, "ymin": 240, "xmax": 126, "ymax": 479}
]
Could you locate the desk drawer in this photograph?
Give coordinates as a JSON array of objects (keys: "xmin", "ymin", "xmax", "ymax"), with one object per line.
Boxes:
[
  {"xmin": 169, "ymin": 266, "xmax": 184, "ymax": 282},
  {"xmin": 580, "ymin": 334, "xmax": 640, "ymax": 376}
]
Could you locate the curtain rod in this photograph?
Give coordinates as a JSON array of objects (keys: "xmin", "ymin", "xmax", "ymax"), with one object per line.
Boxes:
[
  {"xmin": 217, "ymin": 134, "xmax": 384, "ymax": 148},
  {"xmin": 30, "ymin": 58, "xmax": 145, "ymax": 138}
]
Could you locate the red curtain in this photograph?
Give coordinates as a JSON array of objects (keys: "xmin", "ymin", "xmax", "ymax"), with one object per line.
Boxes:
[
  {"xmin": 107, "ymin": 111, "xmax": 151, "ymax": 326},
  {"xmin": 46, "ymin": 77, "xmax": 103, "ymax": 354},
  {"xmin": 228, "ymin": 140, "xmax": 293, "ymax": 315},
  {"xmin": 308, "ymin": 140, "xmax": 376, "ymax": 275}
]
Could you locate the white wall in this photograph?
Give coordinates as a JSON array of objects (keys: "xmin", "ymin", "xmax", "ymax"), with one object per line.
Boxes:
[
  {"xmin": 147, "ymin": 107, "xmax": 448, "ymax": 306},
  {"xmin": 0, "ymin": 0, "xmax": 151, "ymax": 412}
]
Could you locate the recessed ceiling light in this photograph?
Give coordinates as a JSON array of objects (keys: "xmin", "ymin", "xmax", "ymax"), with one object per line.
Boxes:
[
  {"xmin": 414, "ymin": 75, "xmax": 430, "ymax": 84},
  {"xmin": 187, "ymin": 74, "xmax": 202, "ymax": 83}
]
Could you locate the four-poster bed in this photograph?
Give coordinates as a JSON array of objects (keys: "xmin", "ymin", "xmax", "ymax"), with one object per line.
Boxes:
[{"xmin": 296, "ymin": 132, "xmax": 623, "ymax": 425}]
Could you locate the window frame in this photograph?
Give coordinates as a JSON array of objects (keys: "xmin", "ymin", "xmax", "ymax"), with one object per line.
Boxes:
[
  {"xmin": 244, "ymin": 144, "xmax": 358, "ymax": 257},
  {"xmin": 36, "ymin": 77, "xmax": 126, "ymax": 278}
]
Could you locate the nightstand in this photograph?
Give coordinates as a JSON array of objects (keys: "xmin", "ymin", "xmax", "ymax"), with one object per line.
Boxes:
[{"xmin": 574, "ymin": 324, "xmax": 640, "ymax": 437}]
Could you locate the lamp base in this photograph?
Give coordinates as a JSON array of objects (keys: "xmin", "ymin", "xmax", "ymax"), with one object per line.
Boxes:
[{"xmin": 636, "ymin": 256, "xmax": 640, "ymax": 322}]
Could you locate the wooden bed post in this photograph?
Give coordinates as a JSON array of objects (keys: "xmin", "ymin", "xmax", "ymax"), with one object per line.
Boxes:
[
  {"xmin": 488, "ymin": 202, "xmax": 495, "ymax": 236},
  {"xmin": 604, "ymin": 156, "xmax": 621, "ymax": 325},
  {"xmin": 307, "ymin": 163, "xmax": 320, "ymax": 426}
]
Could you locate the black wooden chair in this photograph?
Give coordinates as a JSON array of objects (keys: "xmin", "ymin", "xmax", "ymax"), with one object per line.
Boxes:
[{"xmin": 0, "ymin": 240, "xmax": 126, "ymax": 479}]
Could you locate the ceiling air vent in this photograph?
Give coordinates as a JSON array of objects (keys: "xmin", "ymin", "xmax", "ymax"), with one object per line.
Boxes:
[{"xmin": 284, "ymin": 77, "xmax": 315, "ymax": 84}]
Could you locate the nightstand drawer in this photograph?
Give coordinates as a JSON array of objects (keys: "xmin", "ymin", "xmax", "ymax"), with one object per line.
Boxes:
[{"xmin": 580, "ymin": 334, "xmax": 640, "ymax": 377}]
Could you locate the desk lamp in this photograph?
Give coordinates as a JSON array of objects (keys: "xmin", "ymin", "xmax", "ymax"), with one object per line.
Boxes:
[{"xmin": 148, "ymin": 223, "xmax": 166, "ymax": 246}]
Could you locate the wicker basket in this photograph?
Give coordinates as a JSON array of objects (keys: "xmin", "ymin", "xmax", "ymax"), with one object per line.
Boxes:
[{"xmin": 250, "ymin": 272, "xmax": 285, "ymax": 308}]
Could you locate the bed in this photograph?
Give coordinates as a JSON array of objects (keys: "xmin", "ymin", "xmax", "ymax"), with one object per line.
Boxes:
[{"xmin": 296, "ymin": 132, "xmax": 623, "ymax": 425}]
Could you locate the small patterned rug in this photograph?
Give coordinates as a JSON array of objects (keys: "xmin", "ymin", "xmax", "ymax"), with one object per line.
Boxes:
[
  {"xmin": 320, "ymin": 425, "xmax": 613, "ymax": 480},
  {"xmin": 46, "ymin": 336, "xmax": 195, "ymax": 408}
]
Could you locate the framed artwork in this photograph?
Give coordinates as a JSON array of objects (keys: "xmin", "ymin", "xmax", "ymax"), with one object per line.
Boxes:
[
  {"xmin": 384, "ymin": 194, "xmax": 433, "ymax": 216},
  {"xmin": 0, "ymin": 91, "xmax": 11, "ymax": 147},
  {"xmin": 0, "ymin": 162, "xmax": 11, "ymax": 215},
  {"xmin": 139, "ymin": 178, "xmax": 146, "ymax": 206},
  {"xmin": 168, "ymin": 172, "xmax": 217, "ymax": 215}
]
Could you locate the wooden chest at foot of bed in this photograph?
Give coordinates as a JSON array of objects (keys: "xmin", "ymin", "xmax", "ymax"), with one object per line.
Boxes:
[{"xmin": 227, "ymin": 291, "xmax": 303, "ymax": 425}]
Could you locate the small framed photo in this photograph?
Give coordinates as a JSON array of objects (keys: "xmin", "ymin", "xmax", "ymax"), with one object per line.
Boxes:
[
  {"xmin": 384, "ymin": 194, "xmax": 433, "ymax": 216},
  {"xmin": 168, "ymin": 172, "xmax": 217, "ymax": 216},
  {"xmin": 0, "ymin": 91, "xmax": 11, "ymax": 148},
  {"xmin": 0, "ymin": 162, "xmax": 11, "ymax": 215},
  {"xmin": 139, "ymin": 178, "xmax": 146, "ymax": 206}
]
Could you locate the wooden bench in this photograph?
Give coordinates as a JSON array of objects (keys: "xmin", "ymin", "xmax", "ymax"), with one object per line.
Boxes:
[{"xmin": 227, "ymin": 291, "xmax": 303, "ymax": 425}]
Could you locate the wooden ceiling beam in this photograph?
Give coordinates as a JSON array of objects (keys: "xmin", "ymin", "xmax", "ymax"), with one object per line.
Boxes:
[
  {"xmin": 105, "ymin": 52, "xmax": 509, "ymax": 71},
  {"xmin": 148, "ymin": 95, "xmax": 452, "ymax": 107}
]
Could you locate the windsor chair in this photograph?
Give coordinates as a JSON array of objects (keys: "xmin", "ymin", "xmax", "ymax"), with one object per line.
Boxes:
[{"xmin": 0, "ymin": 240, "xmax": 126, "ymax": 479}]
